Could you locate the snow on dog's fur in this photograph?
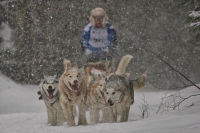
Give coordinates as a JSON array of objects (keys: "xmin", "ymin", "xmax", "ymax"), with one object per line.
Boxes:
[
  {"xmin": 37, "ymin": 75, "xmax": 65, "ymax": 126},
  {"xmin": 88, "ymin": 55, "xmax": 133, "ymax": 124},
  {"xmin": 103, "ymin": 74, "xmax": 147, "ymax": 122},
  {"xmin": 59, "ymin": 59, "xmax": 88, "ymax": 126}
]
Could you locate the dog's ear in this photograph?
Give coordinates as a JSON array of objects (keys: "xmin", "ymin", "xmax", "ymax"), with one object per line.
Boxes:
[
  {"xmin": 63, "ymin": 59, "xmax": 71, "ymax": 70},
  {"xmin": 105, "ymin": 77, "xmax": 108, "ymax": 82},
  {"xmin": 44, "ymin": 75, "xmax": 47, "ymax": 79},
  {"xmin": 74, "ymin": 62, "xmax": 78, "ymax": 68},
  {"xmin": 97, "ymin": 74, "xmax": 101, "ymax": 80},
  {"xmin": 54, "ymin": 79, "xmax": 59, "ymax": 83}
]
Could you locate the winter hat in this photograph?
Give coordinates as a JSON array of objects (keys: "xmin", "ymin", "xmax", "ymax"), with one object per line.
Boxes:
[{"xmin": 89, "ymin": 7, "xmax": 108, "ymax": 27}]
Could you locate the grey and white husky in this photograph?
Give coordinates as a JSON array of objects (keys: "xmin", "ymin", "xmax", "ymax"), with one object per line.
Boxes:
[
  {"xmin": 37, "ymin": 75, "xmax": 65, "ymax": 126},
  {"xmin": 103, "ymin": 74, "xmax": 147, "ymax": 123}
]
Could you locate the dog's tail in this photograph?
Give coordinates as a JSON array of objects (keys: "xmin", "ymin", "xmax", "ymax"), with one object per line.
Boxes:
[
  {"xmin": 63, "ymin": 59, "xmax": 72, "ymax": 70},
  {"xmin": 115, "ymin": 55, "xmax": 133, "ymax": 75},
  {"xmin": 130, "ymin": 74, "xmax": 147, "ymax": 91}
]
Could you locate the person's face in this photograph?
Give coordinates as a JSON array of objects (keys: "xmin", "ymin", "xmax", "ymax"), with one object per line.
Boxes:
[{"xmin": 94, "ymin": 17, "xmax": 103, "ymax": 28}]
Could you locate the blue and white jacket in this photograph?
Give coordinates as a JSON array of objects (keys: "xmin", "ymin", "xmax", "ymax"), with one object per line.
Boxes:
[{"xmin": 81, "ymin": 23, "xmax": 117, "ymax": 55}]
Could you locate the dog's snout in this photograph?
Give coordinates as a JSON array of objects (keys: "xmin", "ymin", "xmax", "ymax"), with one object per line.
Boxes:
[
  {"xmin": 108, "ymin": 99, "xmax": 112, "ymax": 104},
  {"xmin": 74, "ymin": 80, "xmax": 78, "ymax": 84},
  {"xmin": 48, "ymin": 86, "xmax": 52, "ymax": 90},
  {"xmin": 107, "ymin": 99, "xmax": 114, "ymax": 106},
  {"xmin": 37, "ymin": 91, "xmax": 41, "ymax": 95}
]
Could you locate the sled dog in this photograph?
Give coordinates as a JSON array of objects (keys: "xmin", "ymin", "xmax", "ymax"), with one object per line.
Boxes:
[
  {"xmin": 88, "ymin": 55, "xmax": 133, "ymax": 124},
  {"xmin": 37, "ymin": 75, "xmax": 65, "ymax": 126},
  {"xmin": 88, "ymin": 75, "xmax": 108, "ymax": 124},
  {"xmin": 103, "ymin": 74, "xmax": 147, "ymax": 122},
  {"xmin": 59, "ymin": 60, "xmax": 88, "ymax": 126}
]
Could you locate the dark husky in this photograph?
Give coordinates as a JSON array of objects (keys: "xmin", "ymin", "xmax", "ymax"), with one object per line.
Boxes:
[{"xmin": 103, "ymin": 74, "xmax": 147, "ymax": 122}]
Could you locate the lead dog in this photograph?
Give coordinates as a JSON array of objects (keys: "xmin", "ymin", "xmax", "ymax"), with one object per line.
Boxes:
[
  {"xmin": 103, "ymin": 74, "xmax": 147, "ymax": 122},
  {"xmin": 37, "ymin": 76, "xmax": 65, "ymax": 126},
  {"xmin": 89, "ymin": 55, "xmax": 133, "ymax": 124},
  {"xmin": 59, "ymin": 60, "xmax": 88, "ymax": 126}
]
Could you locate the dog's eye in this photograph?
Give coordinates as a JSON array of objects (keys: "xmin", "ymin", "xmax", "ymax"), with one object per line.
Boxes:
[
  {"xmin": 112, "ymin": 92, "xmax": 115, "ymax": 95},
  {"xmin": 106, "ymin": 92, "xmax": 109, "ymax": 95},
  {"xmin": 77, "ymin": 75, "xmax": 79, "ymax": 77},
  {"xmin": 69, "ymin": 76, "xmax": 72, "ymax": 78}
]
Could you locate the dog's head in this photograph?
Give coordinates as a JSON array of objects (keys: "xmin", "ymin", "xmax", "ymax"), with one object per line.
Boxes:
[
  {"xmin": 63, "ymin": 63, "xmax": 82, "ymax": 96},
  {"xmin": 103, "ymin": 77, "xmax": 123, "ymax": 106},
  {"xmin": 40, "ymin": 76, "xmax": 59, "ymax": 100}
]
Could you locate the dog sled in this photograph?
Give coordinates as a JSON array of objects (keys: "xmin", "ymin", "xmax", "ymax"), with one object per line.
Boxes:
[{"xmin": 84, "ymin": 51, "xmax": 114, "ymax": 86}]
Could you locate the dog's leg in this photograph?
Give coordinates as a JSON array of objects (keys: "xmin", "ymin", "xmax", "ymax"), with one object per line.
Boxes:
[
  {"xmin": 89, "ymin": 108, "xmax": 94, "ymax": 124},
  {"xmin": 44, "ymin": 102, "xmax": 51, "ymax": 124},
  {"xmin": 89, "ymin": 108, "xmax": 100, "ymax": 124},
  {"xmin": 77, "ymin": 101, "xmax": 88, "ymax": 125},
  {"xmin": 113, "ymin": 106, "xmax": 118, "ymax": 122},
  {"xmin": 60, "ymin": 102, "xmax": 75, "ymax": 126},
  {"xmin": 102, "ymin": 108, "xmax": 109, "ymax": 123},
  {"xmin": 107, "ymin": 107, "xmax": 116, "ymax": 123},
  {"xmin": 47, "ymin": 107, "xmax": 51, "ymax": 124},
  {"xmin": 57, "ymin": 110, "xmax": 65, "ymax": 126},
  {"xmin": 120, "ymin": 105, "xmax": 126, "ymax": 122},
  {"xmin": 68, "ymin": 105, "xmax": 75, "ymax": 121},
  {"xmin": 73, "ymin": 106, "xmax": 77, "ymax": 116},
  {"xmin": 45, "ymin": 102, "xmax": 57, "ymax": 126},
  {"xmin": 56, "ymin": 104, "xmax": 65, "ymax": 126},
  {"xmin": 125, "ymin": 106, "xmax": 130, "ymax": 122},
  {"xmin": 120, "ymin": 105, "xmax": 129, "ymax": 122},
  {"xmin": 49, "ymin": 108, "xmax": 57, "ymax": 126},
  {"xmin": 92, "ymin": 109, "xmax": 100, "ymax": 124}
]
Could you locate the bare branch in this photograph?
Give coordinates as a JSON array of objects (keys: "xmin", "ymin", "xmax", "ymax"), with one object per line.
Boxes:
[{"xmin": 158, "ymin": 55, "xmax": 200, "ymax": 90}]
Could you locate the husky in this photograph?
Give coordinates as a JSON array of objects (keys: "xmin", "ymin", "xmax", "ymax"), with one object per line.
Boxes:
[
  {"xmin": 88, "ymin": 55, "xmax": 133, "ymax": 124},
  {"xmin": 103, "ymin": 74, "xmax": 147, "ymax": 123},
  {"xmin": 88, "ymin": 74, "xmax": 109, "ymax": 124},
  {"xmin": 37, "ymin": 75, "xmax": 65, "ymax": 126},
  {"xmin": 59, "ymin": 59, "xmax": 88, "ymax": 126}
]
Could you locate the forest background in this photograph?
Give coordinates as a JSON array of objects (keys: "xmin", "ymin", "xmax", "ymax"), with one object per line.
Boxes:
[{"xmin": 0, "ymin": 0, "xmax": 199, "ymax": 90}]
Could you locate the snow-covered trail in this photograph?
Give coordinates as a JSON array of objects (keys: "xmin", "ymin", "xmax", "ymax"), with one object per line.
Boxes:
[{"xmin": 0, "ymin": 73, "xmax": 200, "ymax": 133}]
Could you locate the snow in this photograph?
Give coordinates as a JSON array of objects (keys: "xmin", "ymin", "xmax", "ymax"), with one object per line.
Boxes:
[
  {"xmin": 189, "ymin": 11, "xmax": 200, "ymax": 18},
  {"xmin": 0, "ymin": 73, "xmax": 200, "ymax": 133},
  {"xmin": 189, "ymin": 11, "xmax": 200, "ymax": 28},
  {"xmin": 190, "ymin": 22, "xmax": 200, "ymax": 28},
  {"xmin": 0, "ymin": 22, "xmax": 14, "ymax": 50}
]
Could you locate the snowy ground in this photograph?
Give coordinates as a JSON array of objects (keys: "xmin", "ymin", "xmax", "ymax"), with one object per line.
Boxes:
[{"xmin": 0, "ymin": 73, "xmax": 200, "ymax": 133}]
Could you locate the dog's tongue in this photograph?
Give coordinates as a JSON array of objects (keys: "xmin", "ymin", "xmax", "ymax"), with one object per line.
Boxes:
[
  {"xmin": 39, "ymin": 95, "xmax": 43, "ymax": 100},
  {"xmin": 71, "ymin": 84, "xmax": 81, "ymax": 96},
  {"xmin": 49, "ymin": 93, "xmax": 54, "ymax": 99},
  {"xmin": 73, "ymin": 89, "xmax": 81, "ymax": 96}
]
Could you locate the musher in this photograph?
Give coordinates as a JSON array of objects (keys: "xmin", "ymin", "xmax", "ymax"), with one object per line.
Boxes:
[{"xmin": 81, "ymin": 7, "xmax": 118, "ymax": 70}]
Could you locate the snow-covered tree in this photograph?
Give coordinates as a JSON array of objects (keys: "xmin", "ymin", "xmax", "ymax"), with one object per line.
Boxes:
[{"xmin": 189, "ymin": 11, "xmax": 200, "ymax": 29}]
